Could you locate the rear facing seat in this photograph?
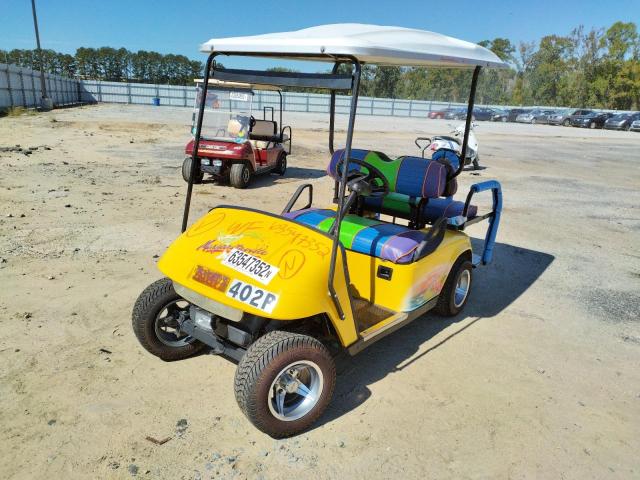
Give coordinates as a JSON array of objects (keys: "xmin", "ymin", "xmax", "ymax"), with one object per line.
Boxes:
[
  {"xmin": 363, "ymin": 193, "xmax": 477, "ymax": 223},
  {"xmin": 327, "ymin": 149, "xmax": 477, "ymax": 223}
]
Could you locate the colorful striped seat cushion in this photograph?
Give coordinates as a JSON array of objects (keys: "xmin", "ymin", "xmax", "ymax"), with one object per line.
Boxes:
[
  {"xmin": 363, "ymin": 193, "xmax": 477, "ymax": 223},
  {"xmin": 327, "ymin": 149, "xmax": 448, "ymax": 199},
  {"xmin": 283, "ymin": 209, "xmax": 427, "ymax": 264}
]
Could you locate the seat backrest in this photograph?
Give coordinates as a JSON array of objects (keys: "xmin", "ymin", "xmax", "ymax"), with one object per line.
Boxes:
[
  {"xmin": 250, "ymin": 120, "xmax": 278, "ymax": 141},
  {"xmin": 327, "ymin": 149, "xmax": 454, "ymax": 199}
]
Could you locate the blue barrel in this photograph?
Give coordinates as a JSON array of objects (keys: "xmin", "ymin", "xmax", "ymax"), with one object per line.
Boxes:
[{"xmin": 152, "ymin": 97, "xmax": 160, "ymax": 106}]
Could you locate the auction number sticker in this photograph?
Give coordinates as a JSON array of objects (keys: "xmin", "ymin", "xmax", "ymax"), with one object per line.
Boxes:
[
  {"xmin": 226, "ymin": 279, "xmax": 278, "ymax": 314},
  {"xmin": 222, "ymin": 248, "xmax": 279, "ymax": 285},
  {"xmin": 229, "ymin": 92, "xmax": 249, "ymax": 102}
]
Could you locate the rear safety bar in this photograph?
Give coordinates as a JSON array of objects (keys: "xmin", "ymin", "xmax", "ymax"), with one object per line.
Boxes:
[{"xmin": 449, "ymin": 180, "xmax": 502, "ymax": 265}]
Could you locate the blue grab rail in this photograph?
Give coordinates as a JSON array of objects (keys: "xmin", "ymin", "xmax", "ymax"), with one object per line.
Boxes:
[{"xmin": 463, "ymin": 180, "xmax": 502, "ymax": 265}]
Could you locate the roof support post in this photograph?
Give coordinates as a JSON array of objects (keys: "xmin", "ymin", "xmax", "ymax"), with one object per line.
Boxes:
[
  {"xmin": 456, "ymin": 65, "xmax": 481, "ymax": 178},
  {"xmin": 328, "ymin": 61, "xmax": 342, "ymax": 155},
  {"xmin": 327, "ymin": 58, "xmax": 361, "ymax": 320},
  {"xmin": 182, "ymin": 53, "xmax": 216, "ymax": 232}
]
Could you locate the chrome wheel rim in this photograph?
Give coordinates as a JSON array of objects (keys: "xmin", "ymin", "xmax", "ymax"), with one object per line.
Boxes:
[
  {"xmin": 154, "ymin": 299, "xmax": 194, "ymax": 347},
  {"xmin": 454, "ymin": 269, "xmax": 471, "ymax": 308},
  {"xmin": 242, "ymin": 167, "xmax": 250, "ymax": 183},
  {"xmin": 268, "ymin": 360, "xmax": 323, "ymax": 421}
]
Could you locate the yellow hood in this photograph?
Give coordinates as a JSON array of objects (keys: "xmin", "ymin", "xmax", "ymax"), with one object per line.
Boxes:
[{"xmin": 158, "ymin": 206, "xmax": 352, "ymax": 325}]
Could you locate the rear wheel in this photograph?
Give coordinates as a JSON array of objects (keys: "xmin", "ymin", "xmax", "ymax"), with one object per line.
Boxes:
[
  {"xmin": 230, "ymin": 163, "xmax": 251, "ymax": 189},
  {"xmin": 182, "ymin": 156, "xmax": 203, "ymax": 184},
  {"xmin": 589, "ymin": 122, "xmax": 596, "ymax": 129},
  {"xmin": 563, "ymin": 119, "xmax": 570, "ymax": 126},
  {"xmin": 273, "ymin": 153, "xmax": 287, "ymax": 175},
  {"xmin": 132, "ymin": 278, "xmax": 205, "ymax": 361},
  {"xmin": 435, "ymin": 258, "xmax": 473, "ymax": 317},
  {"xmin": 532, "ymin": 118, "xmax": 537, "ymax": 124},
  {"xmin": 234, "ymin": 331, "xmax": 335, "ymax": 438}
]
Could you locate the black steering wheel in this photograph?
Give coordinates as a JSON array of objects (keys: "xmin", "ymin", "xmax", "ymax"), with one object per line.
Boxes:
[{"xmin": 335, "ymin": 157, "xmax": 389, "ymax": 197}]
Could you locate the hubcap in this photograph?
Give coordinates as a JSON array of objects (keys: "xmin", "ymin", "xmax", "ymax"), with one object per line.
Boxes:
[
  {"xmin": 242, "ymin": 167, "xmax": 250, "ymax": 183},
  {"xmin": 154, "ymin": 300, "xmax": 194, "ymax": 347},
  {"xmin": 454, "ymin": 269, "xmax": 471, "ymax": 308},
  {"xmin": 268, "ymin": 360, "xmax": 323, "ymax": 421}
]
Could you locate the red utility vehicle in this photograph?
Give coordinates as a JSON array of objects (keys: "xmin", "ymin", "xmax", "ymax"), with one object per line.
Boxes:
[{"xmin": 182, "ymin": 80, "xmax": 292, "ymax": 188}]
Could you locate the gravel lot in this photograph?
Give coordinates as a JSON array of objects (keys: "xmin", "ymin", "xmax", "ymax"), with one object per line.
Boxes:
[{"xmin": 1, "ymin": 104, "xmax": 639, "ymax": 479}]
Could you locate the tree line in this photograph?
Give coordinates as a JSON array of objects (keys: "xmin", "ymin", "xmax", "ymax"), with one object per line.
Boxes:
[
  {"xmin": 1, "ymin": 47, "xmax": 203, "ymax": 85},
  {"xmin": 354, "ymin": 21, "xmax": 639, "ymax": 110},
  {"xmin": 1, "ymin": 20, "xmax": 638, "ymax": 109}
]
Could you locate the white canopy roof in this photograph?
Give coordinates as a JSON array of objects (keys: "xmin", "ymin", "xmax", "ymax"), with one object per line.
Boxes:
[{"xmin": 201, "ymin": 24, "xmax": 508, "ymax": 69}]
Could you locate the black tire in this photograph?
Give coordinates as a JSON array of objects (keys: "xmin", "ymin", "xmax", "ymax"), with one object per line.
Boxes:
[
  {"xmin": 624, "ymin": 124, "xmax": 631, "ymax": 132},
  {"xmin": 435, "ymin": 257, "xmax": 473, "ymax": 317},
  {"xmin": 132, "ymin": 278, "xmax": 205, "ymax": 361},
  {"xmin": 229, "ymin": 163, "xmax": 251, "ymax": 189},
  {"xmin": 472, "ymin": 157, "xmax": 480, "ymax": 170},
  {"xmin": 182, "ymin": 156, "xmax": 203, "ymax": 184},
  {"xmin": 234, "ymin": 331, "xmax": 336, "ymax": 438},
  {"xmin": 563, "ymin": 119, "xmax": 570, "ymax": 126},
  {"xmin": 531, "ymin": 118, "xmax": 537, "ymax": 125},
  {"xmin": 589, "ymin": 122, "xmax": 596, "ymax": 129},
  {"xmin": 273, "ymin": 153, "xmax": 287, "ymax": 175}
]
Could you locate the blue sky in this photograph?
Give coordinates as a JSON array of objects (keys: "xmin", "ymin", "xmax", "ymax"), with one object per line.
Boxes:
[{"xmin": 2, "ymin": 0, "xmax": 639, "ymax": 68}]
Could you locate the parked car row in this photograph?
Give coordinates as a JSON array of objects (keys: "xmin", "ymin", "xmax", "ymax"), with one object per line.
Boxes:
[{"xmin": 428, "ymin": 106, "xmax": 640, "ymax": 131}]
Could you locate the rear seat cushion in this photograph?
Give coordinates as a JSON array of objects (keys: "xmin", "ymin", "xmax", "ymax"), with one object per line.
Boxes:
[
  {"xmin": 282, "ymin": 208, "xmax": 430, "ymax": 264},
  {"xmin": 423, "ymin": 197, "xmax": 477, "ymax": 221},
  {"xmin": 363, "ymin": 193, "xmax": 477, "ymax": 222},
  {"xmin": 327, "ymin": 149, "xmax": 448, "ymax": 198}
]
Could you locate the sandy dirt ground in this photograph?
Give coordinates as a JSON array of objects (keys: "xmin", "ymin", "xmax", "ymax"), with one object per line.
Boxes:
[{"xmin": 1, "ymin": 104, "xmax": 639, "ymax": 479}]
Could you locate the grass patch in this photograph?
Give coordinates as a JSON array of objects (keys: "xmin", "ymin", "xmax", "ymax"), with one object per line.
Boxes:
[{"xmin": 1, "ymin": 106, "xmax": 36, "ymax": 118}]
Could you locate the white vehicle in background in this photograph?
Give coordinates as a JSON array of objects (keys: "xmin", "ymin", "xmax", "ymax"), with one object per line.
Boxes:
[{"xmin": 415, "ymin": 122, "xmax": 480, "ymax": 170}]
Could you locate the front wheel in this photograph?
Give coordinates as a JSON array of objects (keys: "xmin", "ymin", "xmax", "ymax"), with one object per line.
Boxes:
[
  {"xmin": 472, "ymin": 156, "xmax": 480, "ymax": 170},
  {"xmin": 234, "ymin": 331, "xmax": 336, "ymax": 438},
  {"xmin": 563, "ymin": 119, "xmax": 570, "ymax": 126},
  {"xmin": 435, "ymin": 258, "xmax": 473, "ymax": 317},
  {"xmin": 230, "ymin": 163, "xmax": 251, "ymax": 188},
  {"xmin": 182, "ymin": 156, "xmax": 203, "ymax": 184},
  {"xmin": 132, "ymin": 278, "xmax": 205, "ymax": 361},
  {"xmin": 589, "ymin": 122, "xmax": 596, "ymax": 129}
]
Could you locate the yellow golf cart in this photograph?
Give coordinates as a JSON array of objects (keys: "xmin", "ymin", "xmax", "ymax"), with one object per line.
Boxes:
[{"xmin": 132, "ymin": 24, "xmax": 506, "ymax": 437}]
